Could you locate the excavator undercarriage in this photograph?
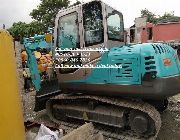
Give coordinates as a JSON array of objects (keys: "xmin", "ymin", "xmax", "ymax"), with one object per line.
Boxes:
[{"xmin": 46, "ymin": 94, "xmax": 161, "ymax": 140}]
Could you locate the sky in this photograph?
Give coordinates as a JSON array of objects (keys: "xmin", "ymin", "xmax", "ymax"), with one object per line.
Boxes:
[{"xmin": 0, "ymin": 0, "xmax": 180, "ymax": 29}]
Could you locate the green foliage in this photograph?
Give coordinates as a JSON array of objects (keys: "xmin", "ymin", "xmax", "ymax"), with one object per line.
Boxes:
[
  {"xmin": 141, "ymin": 9, "xmax": 176, "ymax": 24},
  {"xmin": 157, "ymin": 11, "xmax": 180, "ymax": 23},
  {"xmin": 8, "ymin": 22, "xmax": 27, "ymax": 40},
  {"xmin": 160, "ymin": 11, "xmax": 175, "ymax": 19},
  {"xmin": 30, "ymin": 0, "xmax": 70, "ymax": 27},
  {"xmin": 27, "ymin": 21, "xmax": 46, "ymax": 35},
  {"xmin": 141, "ymin": 8, "xmax": 158, "ymax": 24},
  {"xmin": 8, "ymin": 0, "xmax": 82, "ymax": 41},
  {"xmin": 8, "ymin": 21, "xmax": 46, "ymax": 41}
]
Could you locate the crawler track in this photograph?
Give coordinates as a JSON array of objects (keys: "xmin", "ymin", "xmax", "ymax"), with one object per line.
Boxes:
[{"xmin": 46, "ymin": 94, "xmax": 161, "ymax": 140}]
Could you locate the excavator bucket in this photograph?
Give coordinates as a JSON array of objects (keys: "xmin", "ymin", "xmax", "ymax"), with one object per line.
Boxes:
[
  {"xmin": 22, "ymin": 29, "xmax": 61, "ymax": 112},
  {"xmin": 34, "ymin": 78, "xmax": 61, "ymax": 111}
]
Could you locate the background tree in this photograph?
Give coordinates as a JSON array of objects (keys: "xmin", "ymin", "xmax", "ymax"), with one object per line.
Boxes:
[
  {"xmin": 8, "ymin": 0, "xmax": 81, "ymax": 41},
  {"xmin": 8, "ymin": 21, "xmax": 46, "ymax": 41},
  {"xmin": 157, "ymin": 11, "xmax": 180, "ymax": 23},
  {"xmin": 30, "ymin": 0, "xmax": 70, "ymax": 28},
  {"xmin": 8, "ymin": 22, "xmax": 28, "ymax": 41},
  {"xmin": 140, "ymin": 8, "xmax": 158, "ymax": 24},
  {"xmin": 160, "ymin": 11, "xmax": 175, "ymax": 19},
  {"xmin": 140, "ymin": 9, "xmax": 176, "ymax": 24},
  {"xmin": 26, "ymin": 21, "xmax": 46, "ymax": 36}
]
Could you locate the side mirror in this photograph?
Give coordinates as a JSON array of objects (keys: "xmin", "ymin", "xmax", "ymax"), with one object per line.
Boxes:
[{"xmin": 45, "ymin": 33, "xmax": 52, "ymax": 43}]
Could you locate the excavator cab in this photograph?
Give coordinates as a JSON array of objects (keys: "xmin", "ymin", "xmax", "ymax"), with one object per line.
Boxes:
[
  {"xmin": 54, "ymin": 0, "xmax": 125, "ymax": 50},
  {"xmin": 54, "ymin": 0, "xmax": 127, "ymax": 90},
  {"xmin": 35, "ymin": 0, "xmax": 125, "ymax": 111}
]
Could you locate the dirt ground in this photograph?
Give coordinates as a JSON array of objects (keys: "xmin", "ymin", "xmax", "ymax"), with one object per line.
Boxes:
[
  {"xmin": 157, "ymin": 95, "xmax": 180, "ymax": 140},
  {"xmin": 22, "ymin": 91, "xmax": 180, "ymax": 140}
]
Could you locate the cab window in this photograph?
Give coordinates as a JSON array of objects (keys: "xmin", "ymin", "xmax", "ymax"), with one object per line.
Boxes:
[
  {"xmin": 58, "ymin": 12, "xmax": 79, "ymax": 49},
  {"xmin": 83, "ymin": 1, "xmax": 104, "ymax": 46},
  {"xmin": 106, "ymin": 6, "xmax": 124, "ymax": 41}
]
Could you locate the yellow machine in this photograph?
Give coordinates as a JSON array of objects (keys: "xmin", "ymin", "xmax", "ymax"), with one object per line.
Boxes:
[{"xmin": 0, "ymin": 30, "xmax": 25, "ymax": 140}]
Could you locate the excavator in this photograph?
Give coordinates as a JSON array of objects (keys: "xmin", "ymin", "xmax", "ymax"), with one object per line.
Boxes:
[
  {"xmin": 24, "ymin": 0, "xmax": 180, "ymax": 139},
  {"xmin": 23, "ymin": 28, "xmax": 55, "ymax": 91}
]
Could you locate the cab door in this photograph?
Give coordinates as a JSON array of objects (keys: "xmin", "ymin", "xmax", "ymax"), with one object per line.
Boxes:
[
  {"xmin": 82, "ymin": 1, "xmax": 106, "ymax": 78},
  {"xmin": 55, "ymin": 7, "xmax": 86, "ymax": 82},
  {"xmin": 35, "ymin": 8, "xmax": 83, "ymax": 111}
]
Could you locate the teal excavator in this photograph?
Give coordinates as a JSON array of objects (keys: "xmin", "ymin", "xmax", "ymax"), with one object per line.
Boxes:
[{"xmin": 24, "ymin": 0, "xmax": 180, "ymax": 139}]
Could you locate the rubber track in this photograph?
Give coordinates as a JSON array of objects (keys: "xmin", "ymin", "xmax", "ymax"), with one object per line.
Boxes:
[{"xmin": 46, "ymin": 94, "xmax": 161, "ymax": 140}]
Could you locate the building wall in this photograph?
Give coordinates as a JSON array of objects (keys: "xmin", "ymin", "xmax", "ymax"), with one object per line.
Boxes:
[
  {"xmin": 125, "ymin": 28, "xmax": 131, "ymax": 44},
  {"xmin": 130, "ymin": 17, "xmax": 180, "ymax": 43},
  {"xmin": 141, "ymin": 22, "xmax": 154, "ymax": 43},
  {"xmin": 153, "ymin": 23, "xmax": 180, "ymax": 42},
  {"xmin": 135, "ymin": 17, "xmax": 147, "ymax": 43}
]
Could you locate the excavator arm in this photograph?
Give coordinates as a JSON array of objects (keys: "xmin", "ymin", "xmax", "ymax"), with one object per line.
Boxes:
[
  {"xmin": 23, "ymin": 28, "xmax": 54, "ymax": 91},
  {"xmin": 23, "ymin": 39, "xmax": 41, "ymax": 91},
  {"xmin": 23, "ymin": 30, "xmax": 61, "ymax": 111}
]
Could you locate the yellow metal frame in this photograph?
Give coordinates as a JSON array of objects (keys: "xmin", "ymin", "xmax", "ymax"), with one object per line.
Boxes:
[{"xmin": 0, "ymin": 30, "xmax": 25, "ymax": 140}]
